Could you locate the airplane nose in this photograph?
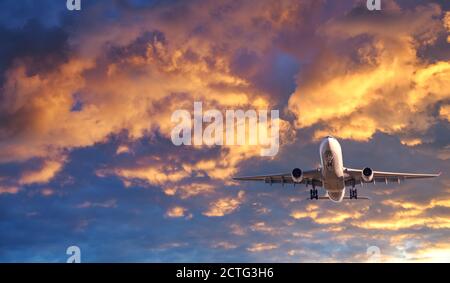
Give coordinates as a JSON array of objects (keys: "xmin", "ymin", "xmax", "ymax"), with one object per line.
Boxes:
[
  {"xmin": 320, "ymin": 137, "xmax": 331, "ymax": 152},
  {"xmin": 323, "ymin": 136, "xmax": 333, "ymax": 146}
]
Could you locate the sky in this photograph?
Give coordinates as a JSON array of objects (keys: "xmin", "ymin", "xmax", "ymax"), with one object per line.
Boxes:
[{"xmin": 0, "ymin": 0, "xmax": 449, "ymax": 262}]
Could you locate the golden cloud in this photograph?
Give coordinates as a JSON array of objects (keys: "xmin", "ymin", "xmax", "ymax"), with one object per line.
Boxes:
[
  {"xmin": 113, "ymin": 166, "xmax": 190, "ymax": 187},
  {"xmin": 229, "ymin": 223, "xmax": 247, "ymax": 236},
  {"xmin": 0, "ymin": 186, "xmax": 20, "ymax": 195},
  {"xmin": 250, "ymin": 222, "xmax": 279, "ymax": 235},
  {"xmin": 163, "ymin": 183, "xmax": 217, "ymax": 199},
  {"xmin": 19, "ymin": 157, "xmax": 66, "ymax": 185},
  {"xmin": 0, "ymin": 60, "xmax": 94, "ymax": 163},
  {"xmin": 445, "ymin": 11, "xmax": 450, "ymax": 43},
  {"xmin": 203, "ymin": 191, "xmax": 245, "ymax": 217},
  {"xmin": 291, "ymin": 202, "xmax": 366, "ymax": 225},
  {"xmin": 247, "ymin": 243, "xmax": 278, "ymax": 253},
  {"xmin": 40, "ymin": 188, "xmax": 55, "ymax": 197},
  {"xmin": 116, "ymin": 145, "xmax": 131, "ymax": 155},
  {"xmin": 166, "ymin": 206, "xmax": 191, "ymax": 219},
  {"xmin": 0, "ymin": 0, "xmax": 302, "ymax": 193},
  {"xmin": 408, "ymin": 242, "xmax": 450, "ymax": 263},
  {"xmin": 359, "ymin": 242, "xmax": 450, "ymax": 263},
  {"xmin": 354, "ymin": 196, "xmax": 450, "ymax": 230},
  {"xmin": 288, "ymin": 4, "xmax": 450, "ymax": 142},
  {"xmin": 440, "ymin": 104, "xmax": 450, "ymax": 122}
]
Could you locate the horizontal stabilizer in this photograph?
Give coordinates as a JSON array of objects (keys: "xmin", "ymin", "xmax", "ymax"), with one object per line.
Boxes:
[
  {"xmin": 310, "ymin": 196, "xmax": 371, "ymax": 200},
  {"xmin": 343, "ymin": 196, "xmax": 370, "ymax": 200}
]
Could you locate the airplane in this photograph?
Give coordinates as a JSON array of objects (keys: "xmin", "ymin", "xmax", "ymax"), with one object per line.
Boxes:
[{"xmin": 233, "ymin": 136, "xmax": 441, "ymax": 202}]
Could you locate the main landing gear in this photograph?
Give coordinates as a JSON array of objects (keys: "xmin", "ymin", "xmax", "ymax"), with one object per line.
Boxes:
[
  {"xmin": 310, "ymin": 185, "xmax": 318, "ymax": 200},
  {"xmin": 349, "ymin": 187, "xmax": 358, "ymax": 199}
]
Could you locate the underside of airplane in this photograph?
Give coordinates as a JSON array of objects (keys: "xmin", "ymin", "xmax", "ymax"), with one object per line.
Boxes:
[{"xmin": 233, "ymin": 136, "xmax": 441, "ymax": 202}]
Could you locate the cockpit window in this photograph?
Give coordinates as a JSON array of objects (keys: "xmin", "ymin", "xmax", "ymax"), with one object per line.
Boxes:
[{"xmin": 325, "ymin": 150, "xmax": 334, "ymax": 168}]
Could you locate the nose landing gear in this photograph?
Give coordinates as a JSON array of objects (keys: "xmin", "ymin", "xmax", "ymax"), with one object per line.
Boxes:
[{"xmin": 349, "ymin": 187, "xmax": 358, "ymax": 199}]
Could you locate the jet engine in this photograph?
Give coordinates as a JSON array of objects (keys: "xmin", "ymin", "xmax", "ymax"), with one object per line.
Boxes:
[
  {"xmin": 291, "ymin": 168, "xmax": 303, "ymax": 183},
  {"xmin": 362, "ymin": 167, "xmax": 374, "ymax": 182}
]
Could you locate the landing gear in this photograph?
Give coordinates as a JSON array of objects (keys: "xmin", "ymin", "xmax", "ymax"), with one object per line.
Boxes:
[
  {"xmin": 349, "ymin": 187, "xmax": 358, "ymax": 199},
  {"xmin": 310, "ymin": 185, "xmax": 319, "ymax": 200}
]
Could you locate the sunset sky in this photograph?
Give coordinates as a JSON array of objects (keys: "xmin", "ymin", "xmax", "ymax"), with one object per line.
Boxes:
[{"xmin": 0, "ymin": 0, "xmax": 449, "ymax": 262}]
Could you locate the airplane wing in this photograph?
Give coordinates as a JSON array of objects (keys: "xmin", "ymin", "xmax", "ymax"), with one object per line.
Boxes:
[
  {"xmin": 233, "ymin": 169, "xmax": 323, "ymax": 186},
  {"xmin": 344, "ymin": 168, "xmax": 441, "ymax": 185}
]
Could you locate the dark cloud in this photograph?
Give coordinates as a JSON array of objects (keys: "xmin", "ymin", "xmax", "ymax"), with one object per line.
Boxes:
[{"xmin": 0, "ymin": 19, "xmax": 69, "ymax": 79}]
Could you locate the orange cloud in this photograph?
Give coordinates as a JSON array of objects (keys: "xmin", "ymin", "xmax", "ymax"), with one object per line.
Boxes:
[
  {"xmin": 1, "ymin": 1, "xmax": 302, "ymax": 202},
  {"xmin": 0, "ymin": 186, "xmax": 20, "ymax": 195},
  {"xmin": 250, "ymin": 222, "xmax": 279, "ymax": 235},
  {"xmin": 203, "ymin": 191, "xmax": 245, "ymax": 217},
  {"xmin": 445, "ymin": 11, "xmax": 450, "ymax": 43},
  {"xmin": 163, "ymin": 183, "xmax": 217, "ymax": 199},
  {"xmin": 358, "ymin": 242, "xmax": 450, "ymax": 263},
  {"xmin": 40, "ymin": 188, "xmax": 55, "ymax": 197},
  {"xmin": 0, "ymin": 59, "xmax": 94, "ymax": 163},
  {"xmin": 166, "ymin": 206, "xmax": 191, "ymax": 219},
  {"xmin": 288, "ymin": 4, "xmax": 450, "ymax": 142},
  {"xmin": 116, "ymin": 145, "xmax": 131, "ymax": 155},
  {"xmin": 19, "ymin": 157, "xmax": 66, "ymax": 185},
  {"xmin": 291, "ymin": 203, "xmax": 366, "ymax": 225},
  {"xmin": 229, "ymin": 223, "xmax": 247, "ymax": 236},
  {"xmin": 247, "ymin": 243, "xmax": 278, "ymax": 252},
  {"xmin": 353, "ymin": 196, "xmax": 450, "ymax": 230},
  {"xmin": 408, "ymin": 243, "xmax": 450, "ymax": 263},
  {"xmin": 113, "ymin": 166, "xmax": 190, "ymax": 187},
  {"xmin": 440, "ymin": 105, "xmax": 450, "ymax": 122}
]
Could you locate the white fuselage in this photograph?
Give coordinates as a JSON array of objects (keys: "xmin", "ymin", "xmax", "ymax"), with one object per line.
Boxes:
[{"xmin": 319, "ymin": 136, "xmax": 345, "ymax": 202}]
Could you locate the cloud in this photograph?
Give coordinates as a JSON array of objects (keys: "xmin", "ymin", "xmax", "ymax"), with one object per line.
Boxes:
[
  {"xmin": 111, "ymin": 165, "xmax": 190, "ymax": 187},
  {"xmin": 0, "ymin": 6, "xmax": 295, "ymax": 198},
  {"xmin": 440, "ymin": 104, "xmax": 450, "ymax": 122},
  {"xmin": 288, "ymin": 3, "xmax": 450, "ymax": 144},
  {"xmin": 40, "ymin": 188, "xmax": 55, "ymax": 197},
  {"xmin": 19, "ymin": 157, "xmax": 66, "ymax": 185},
  {"xmin": 163, "ymin": 183, "xmax": 216, "ymax": 199},
  {"xmin": 229, "ymin": 223, "xmax": 247, "ymax": 236},
  {"xmin": 116, "ymin": 145, "xmax": 131, "ymax": 155},
  {"xmin": 211, "ymin": 241, "xmax": 238, "ymax": 250},
  {"xmin": 165, "ymin": 206, "xmax": 191, "ymax": 219},
  {"xmin": 76, "ymin": 199, "xmax": 117, "ymax": 209},
  {"xmin": 0, "ymin": 186, "xmax": 20, "ymax": 195},
  {"xmin": 247, "ymin": 243, "xmax": 278, "ymax": 252},
  {"xmin": 250, "ymin": 222, "xmax": 279, "ymax": 235},
  {"xmin": 0, "ymin": 2, "xmax": 295, "ymax": 165},
  {"xmin": 408, "ymin": 242, "xmax": 450, "ymax": 262},
  {"xmin": 290, "ymin": 202, "xmax": 366, "ymax": 225},
  {"xmin": 0, "ymin": 19, "xmax": 68, "ymax": 77},
  {"xmin": 0, "ymin": 59, "xmax": 94, "ymax": 163},
  {"xmin": 445, "ymin": 11, "xmax": 450, "ymax": 43},
  {"xmin": 203, "ymin": 191, "xmax": 245, "ymax": 217},
  {"xmin": 0, "ymin": 0, "xmax": 449, "ymax": 263},
  {"xmin": 354, "ymin": 196, "xmax": 450, "ymax": 230}
]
